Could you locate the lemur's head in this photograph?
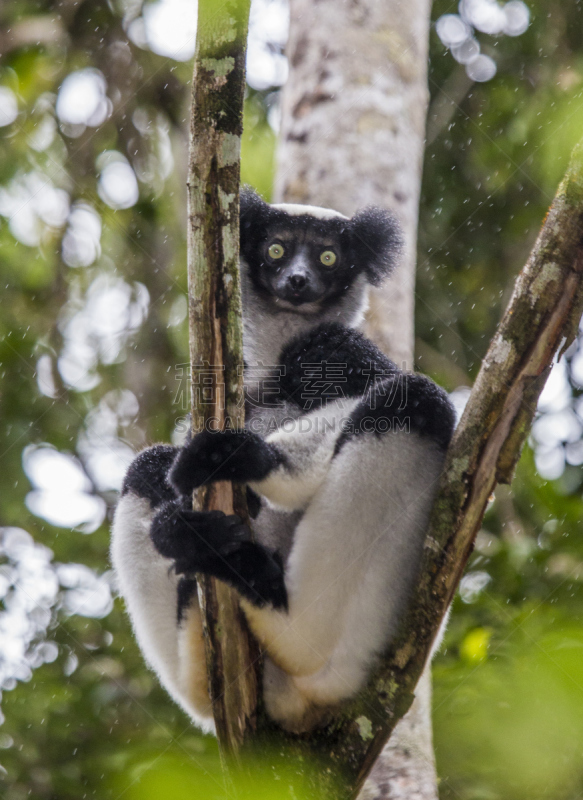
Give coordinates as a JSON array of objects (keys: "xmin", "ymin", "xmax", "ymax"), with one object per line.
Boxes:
[{"xmin": 239, "ymin": 188, "xmax": 402, "ymax": 314}]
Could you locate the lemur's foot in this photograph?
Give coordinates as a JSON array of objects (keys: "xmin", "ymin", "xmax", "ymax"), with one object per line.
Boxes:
[
  {"xmin": 169, "ymin": 429, "xmax": 283, "ymax": 494},
  {"xmin": 151, "ymin": 498, "xmax": 287, "ymax": 609},
  {"xmin": 263, "ymin": 659, "xmax": 333, "ymax": 733},
  {"xmin": 207, "ymin": 539, "xmax": 288, "ymax": 610}
]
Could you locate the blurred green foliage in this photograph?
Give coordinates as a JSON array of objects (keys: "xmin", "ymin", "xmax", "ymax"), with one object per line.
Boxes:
[{"xmin": 1, "ymin": 0, "xmax": 583, "ymax": 798}]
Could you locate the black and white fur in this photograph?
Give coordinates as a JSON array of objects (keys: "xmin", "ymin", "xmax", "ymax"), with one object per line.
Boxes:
[{"xmin": 111, "ymin": 190, "xmax": 455, "ymax": 733}]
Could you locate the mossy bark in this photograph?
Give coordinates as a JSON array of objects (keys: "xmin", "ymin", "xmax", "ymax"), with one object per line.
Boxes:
[{"xmin": 186, "ymin": 0, "xmax": 255, "ymax": 754}]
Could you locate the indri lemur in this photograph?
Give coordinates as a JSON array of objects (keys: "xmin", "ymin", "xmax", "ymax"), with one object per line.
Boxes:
[{"xmin": 111, "ymin": 189, "xmax": 455, "ymax": 733}]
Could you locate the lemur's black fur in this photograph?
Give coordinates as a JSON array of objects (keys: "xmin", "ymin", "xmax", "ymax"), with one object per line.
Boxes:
[
  {"xmin": 279, "ymin": 322, "xmax": 396, "ymax": 408},
  {"xmin": 122, "ymin": 445, "xmax": 289, "ymax": 613},
  {"xmin": 151, "ymin": 498, "xmax": 287, "ymax": 610},
  {"xmin": 121, "ymin": 445, "xmax": 177, "ymax": 508},
  {"xmin": 170, "ymin": 429, "xmax": 287, "ymax": 495},
  {"xmin": 335, "ymin": 371, "xmax": 455, "ymax": 454}
]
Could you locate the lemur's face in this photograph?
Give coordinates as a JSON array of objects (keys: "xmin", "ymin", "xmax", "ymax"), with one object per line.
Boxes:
[
  {"xmin": 239, "ymin": 190, "xmax": 402, "ymax": 313},
  {"xmin": 255, "ymin": 218, "xmax": 351, "ymax": 307}
]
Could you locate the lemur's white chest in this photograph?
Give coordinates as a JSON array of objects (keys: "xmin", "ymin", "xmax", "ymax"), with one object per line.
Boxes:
[{"xmin": 240, "ymin": 264, "xmax": 370, "ymax": 379}]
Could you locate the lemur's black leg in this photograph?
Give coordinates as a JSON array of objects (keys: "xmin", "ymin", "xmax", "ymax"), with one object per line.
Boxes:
[
  {"xmin": 176, "ymin": 577, "xmax": 197, "ymax": 624},
  {"xmin": 169, "ymin": 430, "xmax": 285, "ymax": 495},
  {"xmin": 151, "ymin": 498, "xmax": 287, "ymax": 610},
  {"xmin": 334, "ymin": 371, "xmax": 456, "ymax": 455}
]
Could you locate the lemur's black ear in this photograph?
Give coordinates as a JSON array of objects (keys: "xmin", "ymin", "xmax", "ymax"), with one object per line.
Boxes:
[
  {"xmin": 239, "ymin": 187, "xmax": 271, "ymax": 255},
  {"xmin": 239, "ymin": 186, "xmax": 270, "ymax": 228},
  {"xmin": 349, "ymin": 207, "xmax": 403, "ymax": 285},
  {"xmin": 239, "ymin": 186, "xmax": 266, "ymax": 215}
]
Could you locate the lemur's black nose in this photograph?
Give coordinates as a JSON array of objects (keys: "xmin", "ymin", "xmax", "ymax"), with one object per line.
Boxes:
[{"xmin": 289, "ymin": 274, "xmax": 307, "ymax": 291}]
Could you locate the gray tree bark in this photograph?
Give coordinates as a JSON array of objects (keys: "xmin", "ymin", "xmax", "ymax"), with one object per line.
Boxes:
[
  {"xmin": 275, "ymin": 0, "xmax": 430, "ymax": 370},
  {"xmin": 274, "ymin": 1, "xmax": 436, "ymax": 797}
]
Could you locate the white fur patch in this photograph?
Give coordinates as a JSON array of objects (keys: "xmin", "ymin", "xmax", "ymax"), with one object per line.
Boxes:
[
  {"xmin": 111, "ymin": 493, "xmax": 214, "ymax": 732},
  {"xmin": 250, "ymin": 399, "xmax": 359, "ymax": 511},
  {"xmin": 241, "ymin": 431, "xmax": 446, "ymax": 729},
  {"xmin": 270, "ymin": 202, "xmax": 348, "ymax": 220}
]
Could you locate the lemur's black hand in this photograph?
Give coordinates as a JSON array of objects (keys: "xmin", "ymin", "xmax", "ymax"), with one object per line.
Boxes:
[
  {"xmin": 151, "ymin": 498, "xmax": 287, "ymax": 609},
  {"xmin": 151, "ymin": 498, "xmax": 250, "ymax": 570},
  {"xmin": 168, "ymin": 429, "xmax": 284, "ymax": 495}
]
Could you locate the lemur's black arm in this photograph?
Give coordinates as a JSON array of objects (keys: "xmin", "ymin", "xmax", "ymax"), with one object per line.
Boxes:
[
  {"xmin": 169, "ymin": 429, "xmax": 285, "ymax": 495},
  {"xmin": 121, "ymin": 445, "xmax": 179, "ymax": 508},
  {"xmin": 278, "ymin": 322, "xmax": 398, "ymax": 410}
]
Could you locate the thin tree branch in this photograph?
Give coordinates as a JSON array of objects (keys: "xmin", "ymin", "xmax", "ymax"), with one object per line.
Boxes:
[{"xmin": 186, "ymin": 0, "xmax": 255, "ymax": 755}]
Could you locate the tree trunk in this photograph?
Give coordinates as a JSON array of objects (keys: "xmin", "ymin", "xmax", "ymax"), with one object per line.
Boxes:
[
  {"xmin": 274, "ymin": 1, "xmax": 436, "ymax": 796},
  {"xmin": 186, "ymin": 0, "xmax": 256, "ymax": 755}
]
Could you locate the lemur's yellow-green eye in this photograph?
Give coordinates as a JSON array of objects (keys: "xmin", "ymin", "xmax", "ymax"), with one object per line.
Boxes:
[
  {"xmin": 320, "ymin": 250, "xmax": 337, "ymax": 267},
  {"xmin": 268, "ymin": 243, "xmax": 285, "ymax": 260}
]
